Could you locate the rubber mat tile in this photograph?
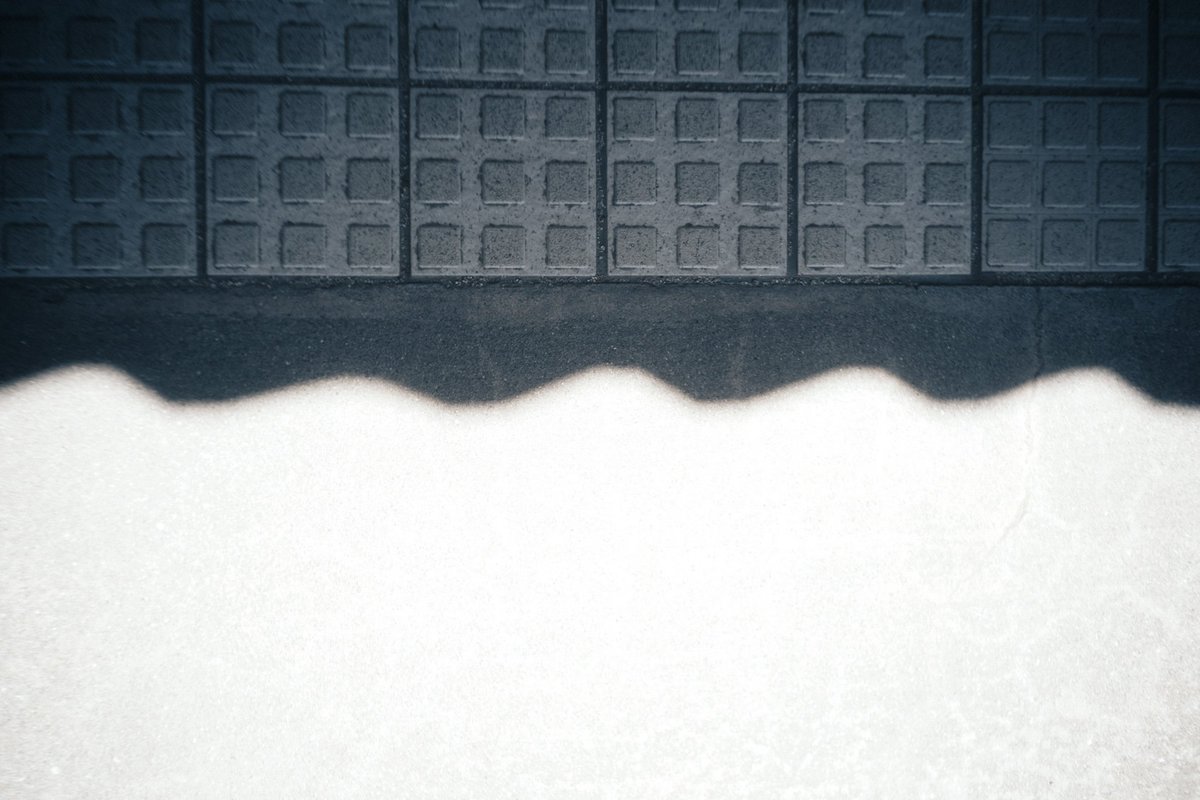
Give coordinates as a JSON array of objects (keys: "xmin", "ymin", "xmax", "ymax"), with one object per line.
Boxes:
[
  {"xmin": 983, "ymin": 0, "xmax": 1147, "ymax": 88},
  {"xmin": 1161, "ymin": 0, "xmax": 1200, "ymax": 89},
  {"xmin": 982, "ymin": 96, "xmax": 1148, "ymax": 272},
  {"xmin": 410, "ymin": 0, "xmax": 595, "ymax": 84},
  {"xmin": 410, "ymin": 89, "xmax": 596, "ymax": 276},
  {"xmin": 0, "ymin": 0, "xmax": 192, "ymax": 76},
  {"xmin": 798, "ymin": 94, "xmax": 971, "ymax": 273},
  {"xmin": 206, "ymin": 0, "xmax": 398, "ymax": 78},
  {"xmin": 0, "ymin": 83, "xmax": 196, "ymax": 276},
  {"xmin": 798, "ymin": 0, "xmax": 969, "ymax": 87},
  {"xmin": 607, "ymin": 91, "xmax": 787, "ymax": 275},
  {"xmin": 1160, "ymin": 99, "xmax": 1200, "ymax": 272},
  {"xmin": 608, "ymin": 0, "xmax": 786, "ymax": 84},
  {"xmin": 206, "ymin": 85, "xmax": 400, "ymax": 276}
]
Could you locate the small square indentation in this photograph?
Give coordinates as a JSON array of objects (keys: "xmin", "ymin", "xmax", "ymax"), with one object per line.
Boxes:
[
  {"xmin": 1043, "ymin": 33, "xmax": 1088, "ymax": 81},
  {"xmin": 280, "ymin": 91, "xmax": 326, "ymax": 136},
  {"xmin": 805, "ymin": 99, "xmax": 845, "ymax": 141},
  {"xmin": 140, "ymin": 89, "xmax": 186, "ymax": 134},
  {"xmin": 346, "ymin": 158, "xmax": 392, "ymax": 203},
  {"xmin": 142, "ymin": 224, "xmax": 190, "ymax": 270},
  {"xmin": 546, "ymin": 161, "xmax": 589, "ymax": 204},
  {"xmin": 137, "ymin": 19, "xmax": 184, "ymax": 64},
  {"xmin": 1100, "ymin": 102, "xmax": 1144, "ymax": 150},
  {"xmin": 615, "ymin": 226, "xmax": 656, "ymax": 268},
  {"xmin": 481, "ymin": 28, "xmax": 523, "ymax": 74},
  {"xmin": 864, "ymin": 35, "xmax": 904, "ymax": 78},
  {"xmin": 140, "ymin": 156, "xmax": 187, "ymax": 202},
  {"xmin": 348, "ymin": 93, "xmax": 392, "ymax": 138},
  {"xmin": 1163, "ymin": 162, "xmax": 1200, "ymax": 208},
  {"xmin": 1044, "ymin": 101, "xmax": 1088, "ymax": 149},
  {"xmin": 72, "ymin": 223, "xmax": 122, "ymax": 269},
  {"xmin": 281, "ymin": 224, "xmax": 327, "ymax": 269},
  {"xmin": 987, "ymin": 100, "xmax": 1034, "ymax": 148},
  {"xmin": 804, "ymin": 33, "xmax": 845, "ymax": 77},
  {"xmin": 481, "ymin": 95, "xmax": 525, "ymax": 139},
  {"xmin": 279, "ymin": 158, "xmax": 325, "ymax": 203},
  {"xmin": 71, "ymin": 156, "xmax": 121, "ymax": 202},
  {"xmin": 925, "ymin": 100, "xmax": 964, "ymax": 143},
  {"xmin": 68, "ymin": 17, "xmax": 117, "ymax": 64},
  {"xmin": 212, "ymin": 89, "xmax": 256, "ymax": 135},
  {"xmin": 546, "ymin": 226, "xmax": 589, "ymax": 269},
  {"xmin": 739, "ymin": 32, "xmax": 781, "ymax": 76},
  {"xmin": 805, "ymin": 162, "xmax": 846, "ymax": 205},
  {"xmin": 1163, "ymin": 221, "xmax": 1200, "ymax": 268},
  {"xmin": 739, "ymin": 162, "xmax": 780, "ymax": 206},
  {"xmin": 2, "ymin": 156, "xmax": 48, "ymax": 201},
  {"xmin": 69, "ymin": 88, "xmax": 121, "ymax": 134},
  {"xmin": 280, "ymin": 23, "xmax": 325, "ymax": 67},
  {"xmin": 184, "ymin": 149, "xmax": 240, "ymax": 211},
  {"xmin": 416, "ymin": 28, "xmax": 459, "ymax": 72},
  {"xmin": 676, "ymin": 162, "xmax": 719, "ymax": 205},
  {"xmin": 415, "ymin": 159, "xmax": 459, "ymax": 204},
  {"xmin": 925, "ymin": 36, "xmax": 963, "ymax": 79},
  {"xmin": 348, "ymin": 225, "xmax": 393, "ymax": 269},
  {"xmin": 546, "ymin": 29, "xmax": 589, "ymax": 74},
  {"xmin": 213, "ymin": 222, "xmax": 258, "ymax": 269},
  {"xmin": 1042, "ymin": 161, "xmax": 1088, "ymax": 208},
  {"xmin": 804, "ymin": 225, "xmax": 845, "ymax": 268},
  {"xmin": 546, "ymin": 96, "xmax": 590, "ymax": 139},
  {"xmin": 987, "ymin": 160, "xmax": 1034, "ymax": 208},
  {"xmin": 1096, "ymin": 219, "xmax": 1140, "ymax": 267},
  {"xmin": 924, "ymin": 225, "xmax": 965, "ymax": 268},
  {"xmin": 676, "ymin": 98, "xmax": 718, "ymax": 142},
  {"xmin": 614, "ymin": 97, "xmax": 656, "ymax": 140},
  {"xmin": 1042, "ymin": 219, "xmax": 1087, "ymax": 267},
  {"xmin": 1, "ymin": 88, "xmax": 47, "ymax": 133},
  {"xmin": 864, "ymin": 225, "xmax": 905, "ymax": 267},
  {"xmin": 924, "ymin": 163, "xmax": 966, "ymax": 206},
  {"xmin": 863, "ymin": 163, "xmax": 906, "ymax": 205},
  {"xmin": 346, "ymin": 24, "xmax": 390, "ymax": 70},
  {"xmin": 613, "ymin": 161, "xmax": 656, "ymax": 205},
  {"xmin": 0, "ymin": 17, "xmax": 43, "ymax": 64},
  {"xmin": 1098, "ymin": 33, "xmax": 1143, "ymax": 82},
  {"xmin": 739, "ymin": 99, "xmax": 781, "ymax": 142},
  {"xmin": 416, "ymin": 94, "xmax": 458, "ymax": 139},
  {"xmin": 1097, "ymin": 161, "xmax": 1142, "ymax": 208},
  {"xmin": 481, "ymin": 225, "xmax": 526, "ymax": 269},
  {"xmin": 2, "ymin": 223, "xmax": 50, "ymax": 269},
  {"xmin": 986, "ymin": 219, "xmax": 1033, "ymax": 268},
  {"xmin": 864, "ymin": 100, "xmax": 906, "ymax": 142},
  {"xmin": 677, "ymin": 225, "xmax": 719, "ymax": 269},
  {"xmin": 210, "ymin": 21, "xmax": 257, "ymax": 66},
  {"xmin": 987, "ymin": 31, "xmax": 1034, "ymax": 79},
  {"xmin": 417, "ymin": 224, "xmax": 461, "ymax": 268},
  {"xmin": 676, "ymin": 31, "xmax": 719, "ymax": 75},
  {"xmin": 481, "ymin": 160, "xmax": 525, "ymax": 204},
  {"xmin": 614, "ymin": 30, "xmax": 656, "ymax": 75},
  {"xmin": 738, "ymin": 226, "xmax": 781, "ymax": 269}
]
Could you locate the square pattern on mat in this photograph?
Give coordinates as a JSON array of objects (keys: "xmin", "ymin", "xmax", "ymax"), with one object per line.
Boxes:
[
  {"xmin": 1160, "ymin": 100, "xmax": 1200, "ymax": 271},
  {"xmin": 799, "ymin": 0, "xmax": 969, "ymax": 87},
  {"xmin": 206, "ymin": 85, "xmax": 400, "ymax": 275},
  {"xmin": 799, "ymin": 95, "xmax": 971, "ymax": 273},
  {"xmin": 608, "ymin": 91, "xmax": 787, "ymax": 275},
  {"xmin": 411, "ymin": 0, "xmax": 595, "ymax": 83},
  {"xmin": 207, "ymin": 0, "xmax": 398, "ymax": 78},
  {"xmin": 411, "ymin": 89, "xmax": 595, "ymax": 275},
  {"xmin": 1, "ymin": 83, "xmax": 195, "ymax": 276},
  {"xmin": 608, "ymin": 0, "xmax": 786, "ymax": 84},
  {"xmin": 0, "ymin": 0, "xmax": 192, "ymax": 75},
  {"xmin": 982, "ymin": 96, "xmax": 1146, "ymax": 272},
  {"xmin": 983, "ymin": 0, "xmax": 1147, "ymax": 87}
]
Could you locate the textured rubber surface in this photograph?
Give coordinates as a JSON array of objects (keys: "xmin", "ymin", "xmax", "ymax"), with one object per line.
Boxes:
[{"xmin": 1, "ymin": 0, "xmax": 1199, "ymax": 280}]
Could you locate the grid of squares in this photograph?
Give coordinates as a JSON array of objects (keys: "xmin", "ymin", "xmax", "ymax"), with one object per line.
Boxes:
[
  {"xmin": 0, "ymin": 0, "xmax": 1197, "ymax": 280},
  {"xmin": 1161, "ymin": 100, "xmax": 1200, "ymax": 271},
  {"xmin": 608, "ymin": 0, "xmax": 787, "ymax": 84},
  {"xmin": 983, "ymin": 0, "xmax": 1147, "ymax": 87},
  {"xmin": 1, "ymin": 84, "xmax": 195, "ymax": 276},
  {"xmin": 982, "ymin": 97, "xmax": 1147, "ymax": 272},
  {"xmin": 207, "ymin": 85, "xmax": 400, "ymax": 275},
  {"xmin": 0, "ymin": 0, "xmax": 193, "ymax": 75},
  {"xmin": 207, "ymin": 0, "xmax": 398, "ymax": 78},
  {"xmin": 799, "ymin": 95, "xmax": 971, "ymax": 272},
  {"xmin": 411, "ymin": 89, "xmax": 595, "ymax": 275},
  {"xmin": 411, "ymin": 0, "xmax": 595, "ymax": 83},
  {"xmin": 607, "ymin": 91, "xmax": 787, "ymax": 275},
  {"xmin": 799, "ymin": 0, "xmax": 970, "ymax": 87}
]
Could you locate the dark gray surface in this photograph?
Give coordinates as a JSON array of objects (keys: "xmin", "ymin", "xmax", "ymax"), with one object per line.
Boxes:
[{"xmin": 2, "ymin": 283, "xmax": 1198, "ymax": 404}]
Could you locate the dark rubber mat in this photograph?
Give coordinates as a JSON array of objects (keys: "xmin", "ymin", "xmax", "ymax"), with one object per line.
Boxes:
[{"xmin": 0, "ymin": 0, "xmax": 1198, "ymax": 281}]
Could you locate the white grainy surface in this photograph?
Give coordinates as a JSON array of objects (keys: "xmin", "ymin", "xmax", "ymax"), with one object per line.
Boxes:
[{"xmin": 1, "ymin": 366, "xmax": 1198, "ymax": 799}]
